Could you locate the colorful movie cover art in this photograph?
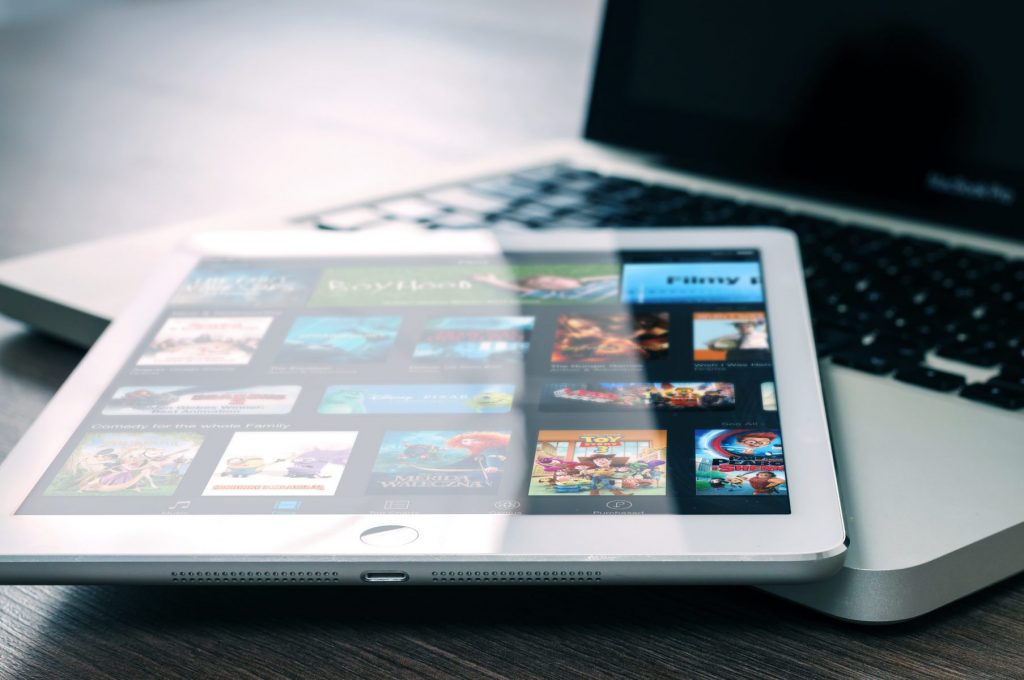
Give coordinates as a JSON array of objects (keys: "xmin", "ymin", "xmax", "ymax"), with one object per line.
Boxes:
[
  {"xmin": 550, "ymin": 313, "xmax": 668, "ymax": 365},
  {"xmin": 138, "ymin": 316, "xmax": 273, "ymax": 366},
  {"xmin": 368, "ymin": 431, "xmax": 510, "ymax": 493},
  {"xmin": 412, "ymin": 316, "xmax": 533, "ymax": 365},
  {"xmin": 203, "ymin": 431, "xmax": 357, "ymax": 496},
  {"xmin": 695, "ymin": 429, "xmax": 787, "ymax": 496},
  {"xmin": 319, "ymin": 384, "xmax": 515, "ymax": 414},
  {"xmin": 761, "ymin": 382, "xmax": 777, "ymax": 411},
  {"xmin": 310, "ymin": 264, "xmax": 619, "ymax": 306},
  {"xmin": 693, "ymin": 311, "xmax": 769, "ymax": 361},
  {"xmin": 103, "ymin": 385, "xmax": 301, "ymax": 416},
  {"xmin": 621, "ymin": 261, "xmax": 763, "ymax": 304},
  {"xmin": 171, "ymin": 264, "xmax": 315, "ymax": 307},
  {"xmin": 43, "ymin": 431, "xmax": 203, "ymax": 497},
  {"xmin": 276, "ymin": 316, "xmax": 401, "ymax": 365},
  {"xmin": 540, "ymin": 382, "xmax": 734, "ymax": 411},
  {"xmin": 529, "ymin": 430, "xmax": 667, "ymax": 496}
]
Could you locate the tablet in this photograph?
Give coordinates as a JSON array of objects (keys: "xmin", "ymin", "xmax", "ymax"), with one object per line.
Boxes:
[{"xmin": 0, "ymin": 228, "xmax": 845, "ymax": 584}]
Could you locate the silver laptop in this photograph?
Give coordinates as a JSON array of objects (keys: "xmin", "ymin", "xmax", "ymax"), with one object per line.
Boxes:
[{"xmin": 0, "ymin": 1, "xmax": 1021, "ymax": 622}]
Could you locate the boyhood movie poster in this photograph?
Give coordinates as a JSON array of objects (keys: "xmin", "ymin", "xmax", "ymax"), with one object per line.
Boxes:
[
  {"xmin": 310, "ymin": 264, "xmax": 620, "ymax": 306},
  {"xmin": 368, "ymin": 431, "xmax": 510, "ymax": 493}
]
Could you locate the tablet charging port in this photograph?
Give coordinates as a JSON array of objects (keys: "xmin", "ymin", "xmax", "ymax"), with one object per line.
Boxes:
[{"xmin": 361, "ymin": 571, "xmax": 409, "ymax": 583}]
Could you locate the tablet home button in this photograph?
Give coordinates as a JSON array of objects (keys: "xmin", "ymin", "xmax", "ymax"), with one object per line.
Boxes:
[{"xmin": 360, "ymin": 525, "xmax": 419, "ymax": 547}]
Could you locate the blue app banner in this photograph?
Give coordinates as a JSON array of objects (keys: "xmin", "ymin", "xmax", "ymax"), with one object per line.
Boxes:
[
  {"xmin": 620, "ymin": 262, "xmax": 764, "ymax": 304},
  {"xmin": 319, "ymin": 384, "xmax": 515, "ymax": 414}
]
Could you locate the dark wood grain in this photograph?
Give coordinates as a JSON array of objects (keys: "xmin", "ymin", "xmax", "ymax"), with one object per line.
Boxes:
[
  {"xmin": 1, "ymin": 577, "xmax": 1023, "ymax": 679},
  {"xmin": 0, "ymin": 2, "xmax": 1021, "ymax": 678}
]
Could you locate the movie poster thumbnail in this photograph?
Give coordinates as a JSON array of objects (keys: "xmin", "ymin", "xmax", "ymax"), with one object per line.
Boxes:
[
  {"xmin": 368, "ymin": 431, "xmax": 510, "ymax": 493},
  {"xmin": 550, "ymin": 313, "xmax": 668, "ymax": 366},
  {"xmin": 692, "ymin": 311, "xmax": 769, "ymax": 362},
  {"xmin": 275, "ymin": 316, "xmax": 401, "ymax": 366},
  {"xmin": 138, "ymin": 316, "xmax": 273, "ymax": 366},
  {"xmin": 203, "ymin": 431, "xmax": 357, "ymax": 496},
  {"xmin": 621, "ymin": 261, "xmax": 763, "ymax": 304},
  {"xmin": 695, "ymin": 429, "xmax": 786, "ymax": 496},
  {"xmin": 310, "ymin": 263, "xmax": 620, "ymax": 306},
  {"xmin": 43, "ymin": 431, "xmax": 203, "ymax": 497},
  {"xmin": 540, "ymin": 382, "xmax": 735, "ymax": 411},
  {"xmin": 412, "ymin": 316, "xmax": 533, "ymax": 365},
  {"xmin": 761, "ymin": 382, "xmax": 777, "ymax": 411},
  {"xmin": 319, "ymin": 384, "xmax": 515, "ymax": 414},
  {"xmin": 530, "ymin": 430, "xmax": 667, "ymax": 496},
  {"xmin": 103, "ymin": 385, "xmax": 301, "ymax": 416},
  {"xmin": 171, "ymin": 264, "xmax": 315, "ymax": 307}
]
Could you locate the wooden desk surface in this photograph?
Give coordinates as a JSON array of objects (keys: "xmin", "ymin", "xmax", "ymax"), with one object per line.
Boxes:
[{"xmin": 0, "ymin": 2, "xmax": 1021, "ymax": 677}]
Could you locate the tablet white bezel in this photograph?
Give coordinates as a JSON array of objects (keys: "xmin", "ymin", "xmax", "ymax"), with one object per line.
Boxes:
[{"xmin": 0, "ymin": 228, "xmax": 845, "ymax": 563}]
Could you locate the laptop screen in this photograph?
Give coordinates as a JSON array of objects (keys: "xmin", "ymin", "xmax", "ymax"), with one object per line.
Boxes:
[{"xmin": 586, "ymin": 0, "xmax": 1024, "ymax": 242}]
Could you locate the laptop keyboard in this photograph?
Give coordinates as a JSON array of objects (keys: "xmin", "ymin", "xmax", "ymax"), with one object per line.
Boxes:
[{"xmin": 313, "ymin": 163, "xmax": 1024, "ymax": 411}]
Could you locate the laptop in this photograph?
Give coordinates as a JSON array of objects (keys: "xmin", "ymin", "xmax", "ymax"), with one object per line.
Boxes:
[{"xmin": 0, "ymin": 0, "xmax": 1020, "ymax": 622}]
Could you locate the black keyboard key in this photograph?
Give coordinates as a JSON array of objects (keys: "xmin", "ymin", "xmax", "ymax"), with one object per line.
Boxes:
[
  {"xmin": 830, "ymin": 348, "xmax": 898, "ymax": 374},
  {"xmin": 732, "ymin": 205, "xmax": 791, "ymax": 226},
  {"xmin": 1002, "ymin": 362, "xmax": 1024, "ymax": 377},
  {"xmin": 960, "ymin": 382, "xmax": 1024, "ymax": 410},
  {"xmin": 893, "ymin": 366, "xmax": 966, "ymax": 392},
  {"xmin": 424, "ymin": 187, "xmax": 512, "ymax": 214},
  {"xmin": 470, "ymin": 176, "xmax": 542, "ymax": 200},
  {"xmin": 936, "ymin": 338, "xmax": 1005, "ymax": 367},
  {"xmin": 812, "ymin": 326, "xmax": 860, "ymax": 358},
  {"xmin": 512, "ymin": 165, "xmax": 574, "ymax": 184},
  {"xmin": 993, "ymin": 372, "xmax": 1024, "ymax": 393},
  {"xmin": 533, "ymin": 191, "xmax": 587, "ymax": 211},
  {"xmin": 541, "ymin": 213, "xmax": 603, "ymax": 229},
  {"xmin": 426, "ymin": 212, "xmax": 489, "ymax": 229},
  {"xmin": 864, "ymin": 341, "xmax": 926, "ymax": 364},
  {"xmin": 501, "ymin": 202, "xmax": 563, "ymax": 226}
]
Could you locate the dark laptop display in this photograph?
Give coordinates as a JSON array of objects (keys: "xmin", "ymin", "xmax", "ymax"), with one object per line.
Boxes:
[{"xmin": 586, "ymin": 0, "xmax": 1024, "ymax": 241}]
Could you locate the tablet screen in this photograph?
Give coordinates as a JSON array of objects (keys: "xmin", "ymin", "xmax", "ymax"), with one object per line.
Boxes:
[{"xmin": 18, "ymin": 249, "xmax": 790, "ymax": 517}]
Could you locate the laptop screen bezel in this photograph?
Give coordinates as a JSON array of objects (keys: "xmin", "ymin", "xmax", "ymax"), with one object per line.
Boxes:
[{"xmin": 584, "ymin": 0, "xmax": 1024, "ymax": 243}]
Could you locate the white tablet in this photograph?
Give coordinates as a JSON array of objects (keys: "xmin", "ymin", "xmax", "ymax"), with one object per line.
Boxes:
[{"xmin": 0, "ymin": 228, "xmax": 845, "ymax": 585}]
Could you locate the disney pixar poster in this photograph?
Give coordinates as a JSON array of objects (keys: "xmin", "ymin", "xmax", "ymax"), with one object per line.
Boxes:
[
  {"xmin": 368, "ymin": 431, "xmax": 510, "ymax": 493},
  {"xmin": 203, "ymin": 431, "xmax": 357, "ymax": 496},
  {"xmin": 530, "ymin": 430, "xmax": 667, "ymax": 496},
  {"xmin": 694, "ymin": 429, "xmax": 787, "ymax": 496},
  {"xmin": 44, "ymin": 431, "xmax": 203, "ymax": 497}
]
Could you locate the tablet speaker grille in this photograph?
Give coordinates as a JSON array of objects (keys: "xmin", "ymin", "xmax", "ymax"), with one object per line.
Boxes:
[
  {"xmin": 169, "ymin": 570, "xmax": 342, "ymax": 584},
  {"xmin": 430, "ymin": 570, "xmax": 601, "ymax": 583},
  {"xmin": 168, "ymin": 569, "xmax": 604, "ymax": 584}
]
